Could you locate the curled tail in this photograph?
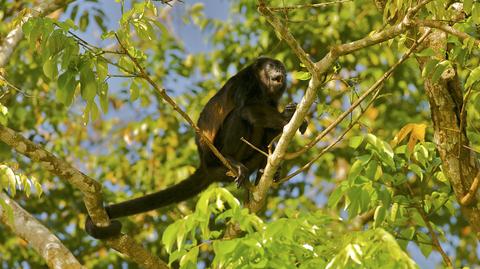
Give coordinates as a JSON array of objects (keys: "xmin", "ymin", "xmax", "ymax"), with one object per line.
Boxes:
[
  {"xmin": 85, "ymin": 169, "xmax": 211, "ymax": 239},
  {"xmin": 107, "ymin": 169, "xmax": 209, "ymax": 218}
]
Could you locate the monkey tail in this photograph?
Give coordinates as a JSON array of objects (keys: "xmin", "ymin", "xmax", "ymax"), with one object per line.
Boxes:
[{"xmin": 106, "ymin": 169, "xmax": 210, "ymax": 219}]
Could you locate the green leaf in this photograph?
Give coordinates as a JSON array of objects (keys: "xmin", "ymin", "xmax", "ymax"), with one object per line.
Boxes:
[
  {"xmin": 390, "ymin": 202, "xmax": 399, "ymax": 222},
  {"xmin": 365, "ymin": 160, "xmax": 378, "ymax": 180},
  {"xmin": 130, "ymin": 80, "xmax": 140, "ymax": 101},
  {"xmin": 292, "ymin": 71, "xmax": 312, "ymax": 81},
  {"xmin": 79, "ymin": 11, "xmax": 89, "ymax": 31},
  {"xmin": 0, "ymin": 104, "xmax": 8, "ymax": 115},
  {"xmin": 176, "ymin": 221, "xmax": 186, "ymax": 251},
  {"xmin": 98, "ymin": 82, "xmax": 109, "ymax": 113},
  {"xmin": 80, "ymin": 67, "xmax": 97, "ymax": 101},
  {"xmin": 465, "ymin": 66, "xmax": 480, "ymax": 89},
  {"xmin": 415, "ymin": 48, "xmax": 436, "ymax": 57},
  {"xmin": 96, "ymin": 60, "xmax": 108, "ymax": 81},
  {"xmin": 328, "ymin": 185, "xmax": 345, "ymax": 208},
  {"xmin": 0, "ymin": 198, "xmax": 14, "ymax": 225},
  {"xmin": 179, "ymin": 246, "xmax": 199, "ymax": 268},
  {"xmin": 431, "ymin": 60, "xmax": 450, "ymax": 83},
  {"xmin": 31, "ymin": 176, "xmax": 43, "ymax": 197},
  {"xmin": 473, "ymin": 3, "xmax": 480, "ymax": 24},
  {"xmin": 162, "ymin": 222, "xmax": 179, "ymax": 253},
  {"xmin": 348, "ymin": 159, "xmax": 364, "ymax": 182},
  {"xmin": 409, "ymin": 164, "xmax": 423, "ymax": 181},
  {"xmin": 216, "ymin": 188, "xmax": 240, "ymax": 208},
  {"xmin": 417, "ymin": 232, "xmax": 433, "ymax": 257},
  {"xmin": 464, "ymin": 0, "xmax": 473, "ymax": 13},
  {"xmin": 435, "ymin": 171, "xmax": 448, "ymax": 183},
  {"xmin": 213, "ymin": 239, "xmax": 239, "ymax": 256},
  {"xmin": 43, "ymin": 57, "xmax": 58, "ymax": 80},
  {"xmin": 57, "ymin": 71, "xmax": 76, "ymax": 106},
  {"xmin": 70, "ymin": 5, "xmax": 79, "ymax": 21},
  {"xmin": 421, "ymin": 59, "xmax": 439, "ymax": 78},
  {"xmin": 349, "ymin": 136, "xmax": 364, "ymax": 149},
  {"xmin": 373, "ymin": 205, "xmax": 387, "ymax": 228},
  {"xmin": 91, "ymin": 102, "xmax": 100, "ymax": 121}
]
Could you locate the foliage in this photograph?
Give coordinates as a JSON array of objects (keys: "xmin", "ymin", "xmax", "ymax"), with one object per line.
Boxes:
[
  {"xmin": 0, "ymin": 0, "xmax": 479, "ymax": 268},
  {"xmin": 162, "ymin": 186, "xmax": 417, "ymax": 269}
]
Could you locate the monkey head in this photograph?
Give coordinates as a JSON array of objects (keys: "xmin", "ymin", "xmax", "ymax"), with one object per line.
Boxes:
[{"xmin": 253, "ymin": 57, "xmax": 287, "ymax": 98}]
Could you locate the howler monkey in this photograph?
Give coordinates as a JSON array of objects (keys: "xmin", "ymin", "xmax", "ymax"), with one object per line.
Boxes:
[{"xmin": 85, "ymin": 57, "xmax": 306, "ymax": 239}]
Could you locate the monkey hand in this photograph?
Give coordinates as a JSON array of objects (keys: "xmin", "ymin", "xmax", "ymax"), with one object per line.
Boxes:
[
  {"xmin": 283, "ymin": 103, "xmax": 308, "ymax": 134},
  {"xmin": 85, "ymin": 215, "xmax": 122, "ymax": 239},
  {"xmin": 283, "ymin": 102, "xmax": 297, "ymax": 120}
]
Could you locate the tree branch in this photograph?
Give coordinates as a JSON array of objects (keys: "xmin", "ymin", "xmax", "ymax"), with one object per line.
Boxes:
[
  {"xmin": 0, "ymin": 192, "xmax": 84, "ymax": 269},
  {"xmin": 414, "ymin": 19, "xmax": 480, "ymax": 46},
  {"xmin": 460, "ymin": 171, "xmax": 480, "ymax": 206},
  {"xmin": 268, "ymin": 0, "xmax": 352, "ymax": 12},
  {"xmin": 416, "ymin": 204, "xmax": 453, "ymax": 267}
]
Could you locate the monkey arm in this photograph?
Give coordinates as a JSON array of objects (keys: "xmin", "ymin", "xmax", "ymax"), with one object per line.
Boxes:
[
  {"xmin": 240, "ymin": 105, "xmax": 287, "ymax": 130},
  {"xmin": 240, "ymin": 104, "xmax": 308, "ymax": 133}
]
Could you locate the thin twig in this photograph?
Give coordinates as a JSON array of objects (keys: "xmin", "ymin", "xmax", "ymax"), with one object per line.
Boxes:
[
  {"xmin": 0, "ymin": 75, "xmax": 34, "ymax": 97},
  {"xmin": 405, "ymin": 184, "xmax": 453, "ymax": 268},
  {"xmin": 269, "ymin": 0, "xmax": 352, "ymax": 11},
  {"xmin": 414, "ymin": 19, "xmax": 480, "ymax": 46},
  {"xmin": 463, "ymin": 144, "xmax": 480, "ymax": 154},
  {"xmin": 241, "ymin": 137, "xmax": 269, "ymax": 157},
  {"xmin": 107, "ymin": 74, "xmax": 138, "ymax": 78}
]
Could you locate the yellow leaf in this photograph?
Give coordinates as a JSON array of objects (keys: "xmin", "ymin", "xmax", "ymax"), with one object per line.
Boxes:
[
  {"xmin": 408, "ymin": 123, "xmax": 427, "ymax": 152},
  {"xmin": 391, "ymin": 123, "xmax": 427, "ymax": 152},
  {"xmin": 391, "ymin": 123, "xmax": 415, "ymax": 147}
]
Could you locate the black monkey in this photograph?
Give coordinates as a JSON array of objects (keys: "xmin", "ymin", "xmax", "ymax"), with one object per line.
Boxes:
[{"xmin": 85, "ymin": 57, "xmax": 306, "ymax": 239}]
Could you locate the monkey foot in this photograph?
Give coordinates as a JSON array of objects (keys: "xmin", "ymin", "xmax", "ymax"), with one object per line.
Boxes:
[{"xmin": 234, "ymin": 163, "xmax": 249, "ymax": 188}]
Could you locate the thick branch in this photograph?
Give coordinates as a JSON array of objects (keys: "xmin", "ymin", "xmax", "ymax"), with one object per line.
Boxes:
[{"xmin": 0, "ymin": 193, "xmax": 84, "ymax": 269}]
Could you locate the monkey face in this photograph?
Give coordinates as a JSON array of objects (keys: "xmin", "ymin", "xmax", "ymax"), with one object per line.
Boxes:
[{"xmin": 254, "ymin": 57, "xmax": 287, "ymax": 96}]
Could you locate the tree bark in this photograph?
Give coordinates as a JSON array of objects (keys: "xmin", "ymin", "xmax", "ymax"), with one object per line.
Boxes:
[
  {"xmin": 0, "ymin": 193, "xmax": 84, "ymax": 269},
  {"xmin": 417, "ymin": 29, "xmax": 480, "ymax": 238}
]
